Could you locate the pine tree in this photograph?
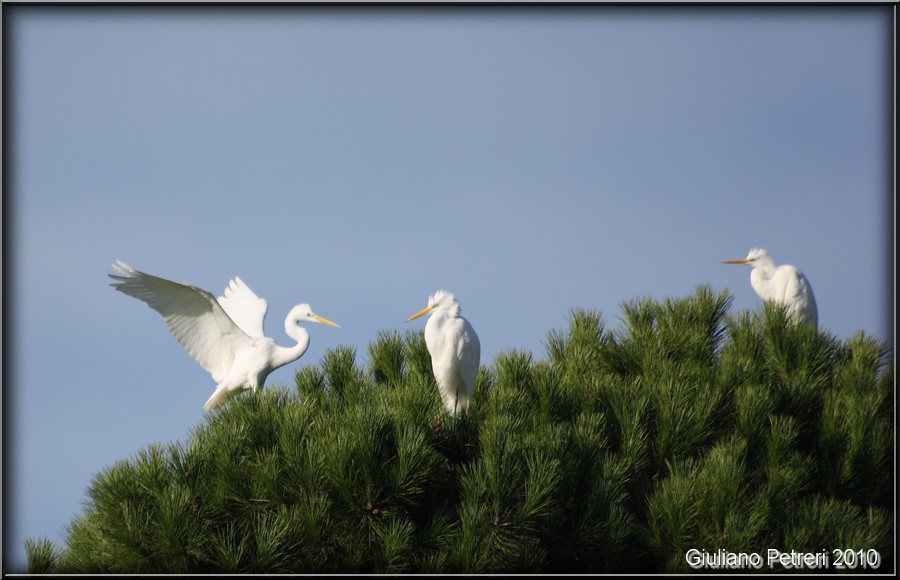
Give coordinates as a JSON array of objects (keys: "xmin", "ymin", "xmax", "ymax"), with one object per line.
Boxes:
[{"xmin": 26, "ymin": 286, "xmax": 894, "ymax": 573}]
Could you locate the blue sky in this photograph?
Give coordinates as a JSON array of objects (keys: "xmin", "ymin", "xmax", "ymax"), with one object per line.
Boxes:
[{"xmin": 3, "ymin": 5, "xmax": 893, "ymax": 571}]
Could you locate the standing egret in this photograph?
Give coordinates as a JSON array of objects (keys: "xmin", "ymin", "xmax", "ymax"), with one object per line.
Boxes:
[
  {"xmin": 109, "ymin": 261, "xmax": 340, "ymax": 411},
  {"xmin": 721, "ymin": 248, "xmax": 818, "ymax": 326},
  {"xmin": 406, "ymin": 290, "xmax": 481, "ymax": 418}
]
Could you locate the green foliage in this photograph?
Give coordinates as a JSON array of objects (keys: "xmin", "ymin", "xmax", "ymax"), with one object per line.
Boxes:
[
  {"xmin": 23, "ymin": 538, "xmax": 60, "ymax": 574},
  {"xmin": 29, "ymin": 286, "xmax": 893, "ymax": 573}
]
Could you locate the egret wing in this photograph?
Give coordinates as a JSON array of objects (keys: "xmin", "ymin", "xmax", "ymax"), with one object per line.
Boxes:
[
  {"xmin": 217, "ymin": 276, "xmax": 268, "ymax": 338},
  {"xmin": 456, "ymin": 318, "xmax": 481, "ymax": 396},
  {"xmin": 780, "ymin": 267, "xmax": 818, "ymax": 324},
  {"xmin": 109, "ymin": 261, "xmax": 253, "ymax": 383}
]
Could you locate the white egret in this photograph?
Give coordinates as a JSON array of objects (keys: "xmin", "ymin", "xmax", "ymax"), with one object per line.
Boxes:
[
  {"xmin": 109, "ymin": 261, "xmax": 340, "ymax": 411},
  {"xmin": 406, "ymin": 290, "xmax": 481, "ymax": 418},
  {"xmin": 721, "ymin": 248, "xmax": 818, "ymax": 326}
]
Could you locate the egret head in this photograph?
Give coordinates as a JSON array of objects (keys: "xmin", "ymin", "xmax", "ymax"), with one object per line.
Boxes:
[
  {"xmin": 406, "ymin": 290, "xmax": 460, "ymax": 322},
  {"xmin": 289, "ymin": 303, "xmax": 341, "ymax": 327},
  {"xmin": 722, "ymin": 247, "xmax": 775, "ymax": 269}
]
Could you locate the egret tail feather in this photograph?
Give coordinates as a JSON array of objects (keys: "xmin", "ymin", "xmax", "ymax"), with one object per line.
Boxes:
[{"xmin": 204, "ymin": 386, "xmax": 239, "ymax": 411}]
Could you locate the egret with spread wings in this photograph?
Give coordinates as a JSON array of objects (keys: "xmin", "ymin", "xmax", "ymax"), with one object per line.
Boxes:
[{"xmin": 109, "ymin": 261, "xmax": 339, "ymax": 410}]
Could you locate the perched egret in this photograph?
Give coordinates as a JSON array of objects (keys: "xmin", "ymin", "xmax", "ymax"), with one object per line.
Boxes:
[
  {"xmin": 721, "ymin": 248, "xmax": 818, "ymax": 326},
  {"xmin": 406, "ymin": 290, "xmax": 481, "ymax": 418},
  {"xmin": 109, "ymin": 261, "xmax": 340, "ymax": 411}
]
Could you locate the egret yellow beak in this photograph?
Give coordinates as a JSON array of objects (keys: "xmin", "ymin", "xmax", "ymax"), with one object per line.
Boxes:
[
  {"xmin": 313, "ymin": 315, "xmax": 341, "ymax": 328},
  {"xmin": 721, "ymin": 258, "xmax": 749, "ymax": 264},
  {"xmin": 406, "ymin": 304, "xmax": 435, "ymax": 322}
]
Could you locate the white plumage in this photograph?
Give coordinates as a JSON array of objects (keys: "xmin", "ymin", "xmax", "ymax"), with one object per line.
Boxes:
[
  {"xmin": 109, "ymin": 260, "xmax": 339, "ymax": 410},
  {"xmin": 406, "ymin": 290, "xmax": 481, "ymax": 417},
  {"xmin": 722, "ymin": 248, "xmax": 818, "ymax": 326}
]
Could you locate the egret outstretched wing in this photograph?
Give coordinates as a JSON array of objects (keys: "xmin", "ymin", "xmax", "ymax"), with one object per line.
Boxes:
[
  {"xmin": 109, "ymin": 260, "xmax": 253, "ymax": 384},
  {"xmin": 217, "ymin": 276, "xmax": 268, "ymax": 338}
]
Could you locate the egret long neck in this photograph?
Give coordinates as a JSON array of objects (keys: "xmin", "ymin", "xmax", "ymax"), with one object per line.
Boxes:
[
  {"xmin": 428, "ymin": 309, "xmax": 457, "ymax": 330},
  {"xmin": 275, "ymin": 320, "xmax": 310, "ymax": 369},
  {"xmin": 749, "ymin": 265, "xmax": 778, "ymax": 301}
]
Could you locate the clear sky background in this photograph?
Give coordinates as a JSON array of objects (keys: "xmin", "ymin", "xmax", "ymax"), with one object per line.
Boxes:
[{"xmin": 3, "ymin": 5, "xmax": 893, "ymax": 572}]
